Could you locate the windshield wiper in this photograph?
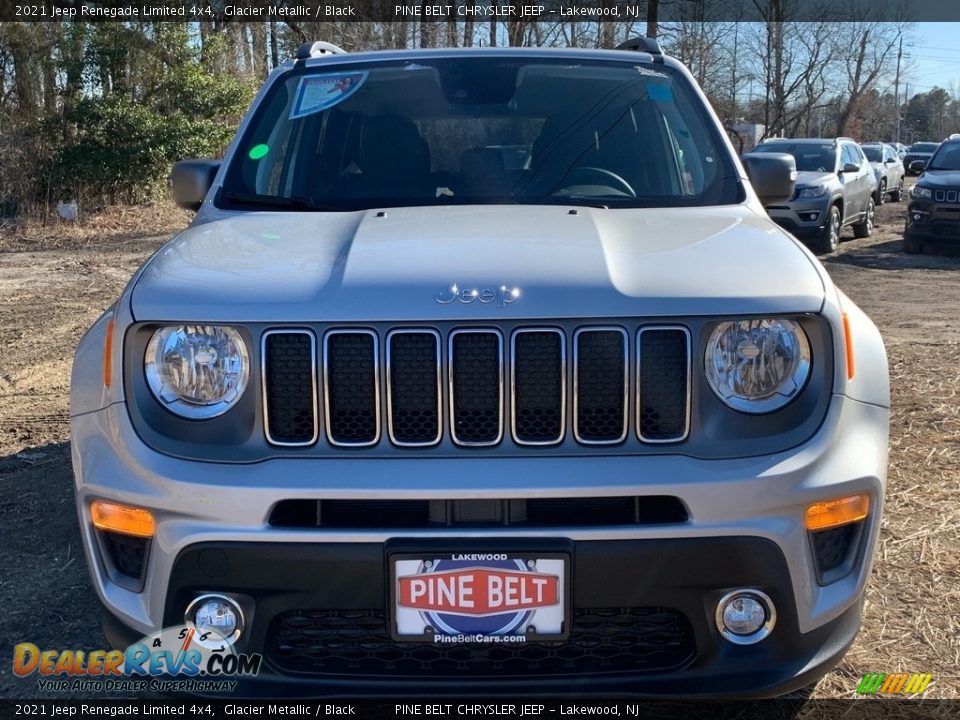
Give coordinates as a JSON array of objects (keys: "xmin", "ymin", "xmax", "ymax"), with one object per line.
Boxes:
[{"xmin": 221, "ymin": 192, "xmax": 346, "ymax": 212}]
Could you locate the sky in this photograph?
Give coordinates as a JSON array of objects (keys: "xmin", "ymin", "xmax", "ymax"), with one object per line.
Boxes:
[{"xmin": 900, "ymin": 23, "xmax": 960, "ymax": 97}]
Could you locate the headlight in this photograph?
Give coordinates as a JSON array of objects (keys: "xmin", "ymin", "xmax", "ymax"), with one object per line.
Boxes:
[
  {"xmin": 145, "ymin": 325, "xmax": 249, "ymax": 419},
  {"xmin": 911, "ymin": 185, "xmax": 932, "ymax": 199},
  {"xmin": 705, "ymin": 319, "xmax": 811, "ymax": 414},
  {"xmin": 796, "ymin": 185, "xmax": 827, "ymax": 199}
]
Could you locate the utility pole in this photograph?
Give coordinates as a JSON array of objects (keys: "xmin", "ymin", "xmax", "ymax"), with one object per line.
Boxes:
[{"xmin": 893, "ymin": 36, "xmax": 903, "ymax": 143}]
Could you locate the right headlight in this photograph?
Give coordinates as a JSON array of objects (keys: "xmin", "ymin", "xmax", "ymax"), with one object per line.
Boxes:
[
  {"xmin": 705, "ymin": 318, "xmax": 811, "ymax": 414},
  {"xmin": 145, "ymin": 325, "xmax": 249, "ymax": 419}
]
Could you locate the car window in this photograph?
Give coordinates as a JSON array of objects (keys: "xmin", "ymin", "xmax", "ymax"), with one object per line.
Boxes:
[
  {"xmin": 752, "ymin": 142, "xmax": 836, "ymax": 172},
  {"xmin": 219, "ymin": 57, "xmax": 740, "ymax": 211},
  {"xmin": 862, "ymin": 146, "xmax": 882, "ymax": 163},
  {"xmin": 926, "ymin": 142, "xmax": 960, "ymax": 171}
]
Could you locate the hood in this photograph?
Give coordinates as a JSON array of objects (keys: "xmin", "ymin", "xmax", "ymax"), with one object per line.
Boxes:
[
  {"xmin": 794, "ymin": 171, "xmax": 835, "ymax": 188},
  {"xmin": 131, "ymin": 205, "xmax": 825, "ymax": 322},
  {"xmin": 916, "ymin": 170, "xmax": 960, "ymax": 188}
]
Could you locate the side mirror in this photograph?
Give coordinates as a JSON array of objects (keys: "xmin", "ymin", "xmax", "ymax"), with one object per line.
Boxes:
[
  {"xmin": 742, "ymin": 152, "xmax": 797, "ymax": 206},
  {"xmin": 170, "ymin": 159, "xmax": 221, "ymax": 211},
  {"xmin": 841, "ymin": 162, "xmax": 860, "ymax": 174},
  {"xmin": 885, "ymin": 158, "xmax": 895, "ymax": 164}
]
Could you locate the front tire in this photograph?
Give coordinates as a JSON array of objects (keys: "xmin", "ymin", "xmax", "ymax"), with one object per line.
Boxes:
[
  {"xmin": 814, "ymin": 204, "xmax": 842, "ymax": 253},
  {"xmin": 892, "ymin": 179, "xmax": 904, "ymax": 202},
  {"xmin": 904, "ymin": 234, "xmax": 923, "ymax": 254},
  {"xmin": 853, "ymin": 198, "xmax": 875, "ymax": 238},
  {"xmin": 875, "ymin": 179, "xmax": 886, "ymax": 205}
]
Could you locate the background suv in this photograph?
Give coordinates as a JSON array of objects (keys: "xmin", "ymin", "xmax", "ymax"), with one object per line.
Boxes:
[
  {"xmin": 904, "ymin": 142, "xmax": 940, "ymax": 175},
  {"xmin": 861, "ymin": 142, "xmax": 905, "ymax": 205},
  {"xmin": 905, "ymin": 137, "xmax": 960, "ymax": 253},
  {"xmin": 751, "ymin": 138, "xmax": 877, "ymax": 253}
]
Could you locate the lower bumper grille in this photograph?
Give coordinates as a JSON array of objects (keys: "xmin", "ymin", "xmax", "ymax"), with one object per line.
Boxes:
[{"xmin": 267, "ymin": 607, "xmax": 695, "ymax": 677}]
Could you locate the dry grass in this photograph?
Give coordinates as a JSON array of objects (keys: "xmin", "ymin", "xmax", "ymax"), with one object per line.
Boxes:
[
  {"xmin": 0, "ymin": 200, "xmax": 190, "ymax": 252},
  {"xmin": 812, "ymin": 342, "xmax": 960, "ymax": 701}
]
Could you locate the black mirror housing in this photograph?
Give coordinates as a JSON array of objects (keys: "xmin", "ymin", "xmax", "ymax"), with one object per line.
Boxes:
[
  {"xmin": 841, "ymin": 162, "xmax": 860, "ymax": 174},
  {"xmin": 170, "ymin": 160, "xmax": 222, "ymax": 212},
  {"xmin": 742, "ymin": 152, "xmax": 797, "ymax": 206}
]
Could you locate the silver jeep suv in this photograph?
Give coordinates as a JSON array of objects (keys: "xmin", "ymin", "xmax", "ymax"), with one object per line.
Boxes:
[
  {"xmin": 750, "ymin": 138, "xmax": 877, "ymax": 254},
  {"xmin": 71, "ymin": 39, "xmax": 889, "ymax": 698}
]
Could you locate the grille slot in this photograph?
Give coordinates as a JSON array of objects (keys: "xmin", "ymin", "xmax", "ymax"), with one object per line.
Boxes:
[
  {"xmin": 99, "ymin": 531, "xmax": 149, "ymax": 582},
  {"xmin": 449, "ymin": 330, "xmax": 503, "ymax": 446},
  {"xmin": 574, "ymin": 328, "xmax": 628, "ymax": 444},
  {"xmin": 812, "ymin": 521, "xmax": 863, "ymax": 584},
  {"xmin": 268, "ymin": 497, "xmax": 688, "ymax": 529},
  {"xmin": 268, "ymin": 607, "xmax": 695, "ymax": 677},
  {"xmin": 511, "ymin": 329, "xmax": 565, "ymax": 445},
  {"xmin": 637, "ymin": 327, "xmax": 691, "ymax": 443},
  {"xmin": 386, "ymin": 330, "xmax": 441, "ymax": 447},
  {"xmin": 323, "ymin": 330, "xmax": 380, "ymax": 447},
  {"xmin": 262, "ymin": 330, "xmax": 318, "ymax": 446}
]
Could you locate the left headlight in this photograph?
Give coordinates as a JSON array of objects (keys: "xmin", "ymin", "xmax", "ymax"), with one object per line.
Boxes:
[
  {"xmin": 796, "ymin": 185, "xmax": 827, "ymax": 199},
  {"xmin": 145, "ymin": 325, "xmax": 249, "ymax": 419},
  {"xmin": 705, "ymin": 318, "xmax": 811, "ymax": 414}
]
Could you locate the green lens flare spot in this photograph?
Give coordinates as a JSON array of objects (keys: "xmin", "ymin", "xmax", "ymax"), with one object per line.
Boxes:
[{"xmin": 248, "ymin": 144, "xmax": 270, "ymax": 160}]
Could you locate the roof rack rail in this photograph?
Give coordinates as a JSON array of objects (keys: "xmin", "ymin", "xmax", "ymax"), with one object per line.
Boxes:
[
  {"xmin": 295, "ymin": 41, "xmax": 347, "ymax": 60},
  {"xmin": 615, "ymin": 37, "xmax": 663, "ymax": 59}
]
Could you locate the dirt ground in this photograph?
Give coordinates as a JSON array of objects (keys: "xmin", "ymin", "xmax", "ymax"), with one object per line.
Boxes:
[{"xmin": 0, "ymin": 193, "xmax": 958, "ymax": 705}]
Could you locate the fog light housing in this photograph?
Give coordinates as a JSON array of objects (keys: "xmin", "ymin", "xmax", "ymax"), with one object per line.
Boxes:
[
  {"xmin": 716, "ymin": 589, "xmax": 776, "ymax": 644},
  {"xmin": 185, "ymin": 594, "xmax": 244, "ymax": 645}
]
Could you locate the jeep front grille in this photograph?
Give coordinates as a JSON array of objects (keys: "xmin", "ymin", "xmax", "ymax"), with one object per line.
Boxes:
[{"xmin": 261, "ymin": 324, "xmax": 691, "ymax": 449}]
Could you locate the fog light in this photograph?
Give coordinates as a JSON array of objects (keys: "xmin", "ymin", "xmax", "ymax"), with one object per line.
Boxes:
[
  {"xmin": 716, "ymin": 589, "xmax": 776, "ymax": 644},
  {"xmin": 185, "ymin": 594, "xmax": 244, "ymax": 644}
]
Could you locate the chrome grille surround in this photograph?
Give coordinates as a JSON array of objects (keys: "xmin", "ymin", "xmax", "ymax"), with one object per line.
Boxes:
[
  {"xmin": 322, "ymin": 329, "xmax": 381, "ymax": 447},
  {"xmin": 261, "ymin": 329, "xmax": 319, "ymax": 447},
  {"xmin": 636, "ymin": 325, "xmax": 692, "ymax": 444},
  {"xmin": 385, "ymin": 329, "xmax": 442, "ymax": 447},
  {"xmin": 510, "ymin": 327, "xmax": 567, "ymax": 446},
  {"xmin": 448, "ymin": 328, "xmax": 504, "ymax": 447},
  {"xmin": 572, "ymin": 326, "xmax": 629, "ymax": 446}
]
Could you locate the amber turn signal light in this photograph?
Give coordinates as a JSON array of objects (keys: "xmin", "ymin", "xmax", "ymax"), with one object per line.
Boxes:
[
  {"xmin": 91, "ymin": 501, "xmax": 155, "ymax": 538},
  {"xmin": 103, "ymin": 316, "xmax": 115, "ymax": 388},
  {"xmin": 804, "ymin": 494, "xmax": 869, "ymax": 531}
]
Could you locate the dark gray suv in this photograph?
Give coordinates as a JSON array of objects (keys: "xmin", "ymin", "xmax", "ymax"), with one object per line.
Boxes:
[{"xmin": 751, "ymin": 138, "xmax": 877, "ymax": 253}]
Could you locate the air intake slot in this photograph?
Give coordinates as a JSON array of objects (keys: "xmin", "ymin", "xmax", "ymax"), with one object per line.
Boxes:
[
  {"xmin": 574, "ymin": 328, "xmax": 628, "ymax": 444},
  {"xmin": 324, "ymin": 330, "xmax": 379, "ymax": 446},
  {"xmin": 512, "ymin": 329, "xmax": 565, "ymax": 445},
  {"xmin": 262, "ymin": 330, "xmax": 317, "ymax": 446},
  {"xmin": 449, "ymin": 330, "xmax": 503, "ymax": 446},
  {"xmin": 387, "ymin": 330, "xmax": 441, "ymax": 446},
  {"xmin": 637, "ymin": 327, "xmax": 691, "ymax": 442}
]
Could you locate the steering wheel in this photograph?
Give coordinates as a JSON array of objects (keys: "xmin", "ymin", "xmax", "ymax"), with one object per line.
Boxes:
[{"xmin": 560, "ymin": 167, "xmax": 637, "ymax": 197}]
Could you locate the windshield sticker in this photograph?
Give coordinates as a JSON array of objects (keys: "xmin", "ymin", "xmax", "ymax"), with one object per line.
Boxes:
[
  {"xmin": 247, "ymin": 143, "xmax": 270, "ymax": 160},
  {"xmin": 290, "ymin": 72, "xmax": 367, "ymax": 119},
  {"xmin": 647, "ymin": 83, "xmax": 673, "ymax": 102}
]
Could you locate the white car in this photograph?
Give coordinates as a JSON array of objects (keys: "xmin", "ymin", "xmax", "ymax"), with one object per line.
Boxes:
[{"xmin": 70, "ymin": 39, "xmax": 889, "ymax": 697}]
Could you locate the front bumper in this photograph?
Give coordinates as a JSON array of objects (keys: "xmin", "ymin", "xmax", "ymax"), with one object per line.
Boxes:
[
  {"xmin": 72, "ymin": 393, "xmax": 887, "ymax": 696},
  {"xmin": 905, "ymin": 200, "xmax": 960, "ymax": 242},
  {"xmin": 764, "ymin": 200, "xmax": 831, "ymax": 238}
]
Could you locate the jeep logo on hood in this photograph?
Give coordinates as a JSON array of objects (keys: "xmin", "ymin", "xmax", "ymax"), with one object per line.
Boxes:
[{"xmin": 435, "ymin": 284, "xmax": 521, "ymax": 308}]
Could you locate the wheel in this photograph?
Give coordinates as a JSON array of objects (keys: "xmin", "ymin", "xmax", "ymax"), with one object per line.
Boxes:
[
  {"xmin": 853, "ymin": 198, "xmax": 875, "ymax": 238},
  {"xmin": 875, "ymin": 179, "xmax": 886, "ymax": 205},
  {"xmin": 892, "ymin": 178, "xmax": 904, "ymax": 202},
  {"xmin": 814, "ymin": 204, "xmax": 841, "ymax": 253},
  {"xmin": 903, "ymin": 234, "xmax": 923, "ymax": 254}
]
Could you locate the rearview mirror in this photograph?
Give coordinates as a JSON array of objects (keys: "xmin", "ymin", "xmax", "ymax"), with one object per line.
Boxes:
[
  {"xmin": 741, "ymin": 152, "xmax": 797, "ymax": 206},
  {"xmin": 841, "ymin": 162, "xmax": 860, "ymax": 174},
  {"xmin": 170, "ymin": 160, "xmax": 221, "ymax": 212}
]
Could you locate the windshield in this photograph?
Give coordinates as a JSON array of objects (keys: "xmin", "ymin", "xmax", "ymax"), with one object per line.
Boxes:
[
  {"xmin": 926, "ymin": 142, "xmax": 960, "ymax": 171},
  {"xmin": 219, "ymin": 57, "xmax": 739, "ymax": 211},
  {"xmin": 911, "ymin": 143, "xmax": 939, "ymax": 153},
  {"xmin": 861, "ymin": 146, "xmax": 883, "ymax": 162},
  {"xmin": 751, "ymin": 142, "xmax": 836, "ymax": 173}
]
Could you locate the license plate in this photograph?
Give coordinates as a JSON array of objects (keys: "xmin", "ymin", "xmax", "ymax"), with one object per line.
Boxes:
[{"xmin": 390, "ymin": 552, "xmax": 569, "ymax": 642}]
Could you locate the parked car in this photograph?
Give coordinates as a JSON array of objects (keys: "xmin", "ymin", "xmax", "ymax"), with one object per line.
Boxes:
[
  {"xmin": 70, "ymin": 39, "xmax": 889, "ymax": 697},
  {"xmin": 893, "ymin": 142, "xmax": 908, "ymax": 160},
  {"xmin": 904, "ymin": 142, "xmax": 940, "ymax": 175},
  {"xmin": 861, "ymin": 142, "xmax": 905, "ymax": 204},
  {"xmin": 750, "ymin": 138, "xmax": 877, "ymax": 253},
  {"xmin": 904, "ymin": 136, "xmax": 960, "ymax": 253}
]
